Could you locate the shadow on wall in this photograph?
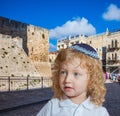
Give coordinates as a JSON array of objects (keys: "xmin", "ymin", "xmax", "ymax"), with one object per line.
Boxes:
[{"xmin": 0, "ymin": 16, "xmax": 28, "ymax": 55}]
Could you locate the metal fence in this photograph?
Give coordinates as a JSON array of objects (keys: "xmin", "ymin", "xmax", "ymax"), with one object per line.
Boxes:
[{"xmin": 0, "ymin": 76, "xmax": 52, "ymax": 92}]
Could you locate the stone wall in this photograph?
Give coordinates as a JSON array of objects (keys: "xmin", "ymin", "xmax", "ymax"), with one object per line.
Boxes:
[
  {"xmin": 0, "ymin": 16, "xmax": 49, "ymax": 62},
  {"xmin": 27, "ymin": 25, "xmax": 49, "ymax": 62},
  {"xmin": 0, "ymin": 35, "xmax": 40, "ymax": 76},
  {"xmin": 0, "ymin": 16, "xmax": 51, "ymax": 77}
]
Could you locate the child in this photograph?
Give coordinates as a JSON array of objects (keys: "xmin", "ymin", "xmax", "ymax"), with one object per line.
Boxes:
[{"xmin": 37, "ymin": 43, "xmax": 109, "ymax": 116}]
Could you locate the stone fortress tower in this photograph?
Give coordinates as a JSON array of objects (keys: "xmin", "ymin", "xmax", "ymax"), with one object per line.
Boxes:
[{"xmin": 0, "ymin": 16, "xmax": 51, "ymax": 77}]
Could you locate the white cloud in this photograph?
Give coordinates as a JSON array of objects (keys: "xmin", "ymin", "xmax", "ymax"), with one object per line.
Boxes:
[
  {"xmin": 50, "ymin": 17, "xmax": 96, "ymax": 40},
  {"xmin": 103, "ymin": 4, "xmax": 120, "ymax": 21}
]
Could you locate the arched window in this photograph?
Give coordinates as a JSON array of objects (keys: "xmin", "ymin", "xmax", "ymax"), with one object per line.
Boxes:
[
  {"xmin": 115, "ymin": 40, "xmax": 117, "ymax": 48},
  {"xmin": 112, "ymin": 54, "xmax": 114, "ymax": 60},
  {"xmin": 115, "ymin": 53, "xmax": 117, "ymax": 60},
  {"xmin": 111, "ymin": 40, "xmax": 114, "ymax": 48}
]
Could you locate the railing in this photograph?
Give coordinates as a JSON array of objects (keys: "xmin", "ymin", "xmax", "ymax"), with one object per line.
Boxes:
[{"xmin": 0, "ymin": 76, "xmax": 52, "ymax": 92}]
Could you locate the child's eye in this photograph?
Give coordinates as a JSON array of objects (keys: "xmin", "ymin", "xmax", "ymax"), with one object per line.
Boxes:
[
  {"xmin": 74, "ymin": 72, "xmax": 80, "ymax": 77},
  {"xmin": 60, "ymin": 70, "xmax": 67, "ymax": 77}
]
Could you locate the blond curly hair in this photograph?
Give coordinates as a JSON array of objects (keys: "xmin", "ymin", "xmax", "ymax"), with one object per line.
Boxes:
[{"xmin": 52, "ymin": 48, "xmax": 106, "ymax": 106}]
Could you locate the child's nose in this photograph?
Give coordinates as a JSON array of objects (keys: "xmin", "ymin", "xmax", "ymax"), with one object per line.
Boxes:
[{"xmin": 65, "ymin": 74, "xmax": 72, "ymax": 82}]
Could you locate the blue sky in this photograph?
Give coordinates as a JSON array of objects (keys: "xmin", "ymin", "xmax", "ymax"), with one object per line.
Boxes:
[{"xmin": 0, "ymin": 0, "xmax": 120, "ymax": 52}]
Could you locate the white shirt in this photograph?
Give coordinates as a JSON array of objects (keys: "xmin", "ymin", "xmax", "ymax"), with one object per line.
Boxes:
[{"xmin": 37, "ymin": 97, "xmax": 110, "ymax": 116}]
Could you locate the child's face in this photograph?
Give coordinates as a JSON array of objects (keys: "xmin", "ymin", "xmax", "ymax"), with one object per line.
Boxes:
[{"xmin": 59, "ymin": 58, "xmax": 89, "ymax": 103}]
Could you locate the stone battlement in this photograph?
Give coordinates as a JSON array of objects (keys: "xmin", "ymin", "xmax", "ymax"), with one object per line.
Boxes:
[{"xmin": 0, "ymin": 16, "xmax": 51, "ymax": 77}]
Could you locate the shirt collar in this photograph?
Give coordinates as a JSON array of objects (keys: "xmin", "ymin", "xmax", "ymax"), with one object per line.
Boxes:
[
  {"xmin": 81, "ymin": 97, "xmax": 97, "ymax": 110},
  {"xmin": 59, "ymin": 96, "xmax": 78, "ymax": 107},
  {"xmin": 59, "ymin": 97, "xmax": 97, "ymax": 110}
]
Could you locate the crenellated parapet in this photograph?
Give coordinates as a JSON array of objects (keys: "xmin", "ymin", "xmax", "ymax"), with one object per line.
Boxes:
[
  {"xmin": 0, "ymin": 16, "xmax": 50, "ymax": 77},
  {"xmin": 0, "ymin": 16, "xmax": 49, "ymax": 62}
]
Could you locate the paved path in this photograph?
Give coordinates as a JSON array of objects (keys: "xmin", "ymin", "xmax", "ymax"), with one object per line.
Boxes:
[
  {"xmin": 104, "ymin": 82, "xmax": 120, "ymax": 116},
  {"xmin": 0, "ymin": 81, "xmax": 120, "ymax": 116},
  {"xmin": 0, "ymin": 88, "xmax": 53, "ymax": 112},
  {"xmin": 0, "ymin": 101, "xmax": 48, "ymax": 116}
]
